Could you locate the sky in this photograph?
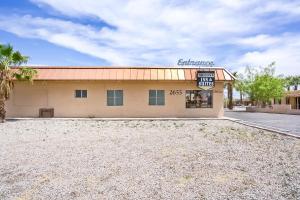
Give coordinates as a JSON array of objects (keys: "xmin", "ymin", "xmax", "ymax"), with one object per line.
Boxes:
[{"xmin": 0, "ymin": 0, "xmax": 300, "ymax": 75}]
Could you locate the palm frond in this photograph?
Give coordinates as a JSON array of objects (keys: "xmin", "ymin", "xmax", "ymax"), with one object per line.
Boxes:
[
  {"xmin": 14, "ymin": 67, "xmax": 37, "ymax": 82},
  {"xmin": 12, "ymin": 51, "xmax": 29, "ymax": 65},
  {"xmin": 0, "ymin": 44, "xmax": 13, "ymax": 58},
  {"xmin": 0, "ymin": 43, "xmax": 35, "ymax": 101}
]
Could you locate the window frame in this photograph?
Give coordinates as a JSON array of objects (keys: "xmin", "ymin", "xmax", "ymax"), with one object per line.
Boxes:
[
  {"xmin": 185, "ymin": 90, "xmax": 213, "ymax": 108},
  {"xmin": 107, "ymin": 90, "xmax": 123, "ymax": 106},
  {"xmin": 149, "ymin": 90, "xmax": 165, "ymax": 106},
  {"xmin": 75, "ymin": 90, "xmax": 88, "ymax": 98}
]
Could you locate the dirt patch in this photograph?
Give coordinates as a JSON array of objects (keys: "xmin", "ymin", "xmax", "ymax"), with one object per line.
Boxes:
[{"xmin": 0, "ymin": 119, "xmax": 299, "ymax": 199}]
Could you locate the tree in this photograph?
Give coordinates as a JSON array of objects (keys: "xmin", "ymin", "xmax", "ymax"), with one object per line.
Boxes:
[
  {"xmin": 232, "ymin": 72, "xmax": 247, "ymax": 105},
  {"xmin": 292, "ymin": 76, "xmax": 300, "ymax": 90},
  {"xmin": 285, "ymin": 76, "xmax": 292, "ymax": 91},
  {"xmin": 243, "ymin": 65, "xmax": 259, "ymax": 104},
  {"xmin": 0, "ymin": 44, "xmax": 37, "ymax": 122},
  {"xmin": 285, "ymin": 75, "xmax": 300, "ymax": 91},
  {"xmin": 246, "ymin": 62, "xmax": 285, "ymax": 106},
  {"xmin": 227, "ymin": 82, "xmax": 233, "ymax": 109}
]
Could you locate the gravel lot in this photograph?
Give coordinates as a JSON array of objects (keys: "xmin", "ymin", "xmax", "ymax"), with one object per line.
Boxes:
[{"xmin": 0, "ymin": 119, "xmax": 299, "ymax": 200}]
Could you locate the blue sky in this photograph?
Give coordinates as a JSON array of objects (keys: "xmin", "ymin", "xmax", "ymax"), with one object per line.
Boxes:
[{"xmin": 0, "ymin": 0, "xmax": 300, "ymax": 75}]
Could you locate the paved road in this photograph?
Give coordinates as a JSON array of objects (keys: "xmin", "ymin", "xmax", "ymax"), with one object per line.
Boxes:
[{"xmin": 225, "ymin": 111, "xmax": 300, "ymax": 136}]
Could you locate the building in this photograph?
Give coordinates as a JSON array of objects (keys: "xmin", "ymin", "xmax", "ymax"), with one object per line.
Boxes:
[
  {"xmin": 271, "ymin": 87, "xmax": 300, "ymax": 113},
  {"xmin": 6, "ymin": 67, "xmax": 235, "ymax": 118},
  {"xmin": 284, "ymin": 90, "xmax": 300, "ymax": 110},
  {"xmin": 247, "ymin": 85, "xmax": 300, "ymax": 115}
]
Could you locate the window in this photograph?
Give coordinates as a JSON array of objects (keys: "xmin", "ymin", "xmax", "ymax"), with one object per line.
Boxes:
[
  {"xmin": 186, "ymin": 90, "xmax": 213, "ymax": 108},
  {"xmin": 149, "ymin": 90, "xmax": 165, "ymax": 105},
  {"xmin": 107, "ymin": 90, "xmax": 123, "ymax": 106},
  {"xmin": 75, "ymin": 90, "xmax": 87, "ymax": 98}
]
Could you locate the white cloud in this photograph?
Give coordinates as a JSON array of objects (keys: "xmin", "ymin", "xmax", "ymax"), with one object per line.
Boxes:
[
  {"xmin": 236, "ymin": 34, "xmax": 281, "ymax": 48},
  {"xmin": 237, "ymin": 43, "xmax": 300, "ymax": 75},
  {"xmin": 0, "ymin": 0, "xmax": 299, "ymax": 75},
  {"xmin": 225, "ymin": 33, "xmax": 300, "ymax": 75},
  {"xmin": 254, "ymin": 1, "xmax": 300, "ymax": 16}
]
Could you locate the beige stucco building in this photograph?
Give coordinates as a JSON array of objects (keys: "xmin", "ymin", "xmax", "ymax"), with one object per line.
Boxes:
[
  {"xmin": 267, "ymin": 89, "xmax": 300, "ymax": 114},
  {"xmin": 6, "ymin": 67, "xmax": 234, "ymax": 118},
  {"xmin": 282, "ymin": 90, "xmax": 300, "ymax": 110}
]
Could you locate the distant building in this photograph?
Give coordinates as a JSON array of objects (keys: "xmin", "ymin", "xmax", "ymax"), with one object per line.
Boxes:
[{"xmin": 275, "ymin": 86, "xmax": 300, "ymax": 110}]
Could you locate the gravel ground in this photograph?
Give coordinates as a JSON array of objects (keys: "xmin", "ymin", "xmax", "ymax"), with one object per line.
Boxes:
[{"xmin": 0, "ymin": 119, "xmax": 299, "ymax": 200}]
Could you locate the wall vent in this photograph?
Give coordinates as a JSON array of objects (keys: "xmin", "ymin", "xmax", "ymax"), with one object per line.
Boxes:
[{"xmin": 39, "ymin": 108, "xmax": 54, "ymax": 118}]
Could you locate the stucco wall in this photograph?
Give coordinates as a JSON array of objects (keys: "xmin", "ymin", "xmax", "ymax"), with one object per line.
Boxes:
[{"xmin": 6, "ymin": 80, "xmax": 224, "ymax": 118}]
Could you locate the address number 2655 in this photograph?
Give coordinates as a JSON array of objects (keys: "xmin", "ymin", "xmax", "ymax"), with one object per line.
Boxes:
[{"xmin": 170, "ymin": 90, "xmax": 183, "ymax": 95}]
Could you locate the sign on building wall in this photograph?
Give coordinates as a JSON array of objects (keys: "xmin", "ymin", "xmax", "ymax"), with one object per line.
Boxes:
[
  {"xmin": 177, "ymin": 59, "xmax": 214, "ymax": 66},
  {"xmin": 197, "ymin": 71, "xmax": 215, "ymax": 90}
]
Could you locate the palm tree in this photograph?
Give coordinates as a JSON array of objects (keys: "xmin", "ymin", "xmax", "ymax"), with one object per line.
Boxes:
[
  {"xmin": 0, "ymin": 44, "xmax": 37, "ymax": 122},
  {"xmin": 292, "ymin": 76, "xmax": 300, "ymax": 90},
  {"xmin": 227, "ymin": 82, "xmax": 233, "ymax": 109},
  {"xmin": 232, "ymin": 72, "xmax": 246, "ymax": 105},
  {"xmin": 285, "ymin": 76, "xmax": 300, "ymax": 91}
]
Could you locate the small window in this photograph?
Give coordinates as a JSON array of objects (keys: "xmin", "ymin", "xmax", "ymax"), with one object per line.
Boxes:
[
  {"xmin": 107, "ymin": 90, "xmax": 123, "ymax": 106},
  {"xmin": 149, "ymin": 90, "xmax": 165, "ymax": 105},
  {"xmin": 75, "ymin": 90, "xmax": 87, "ymax": 98},
  {"xmin": 186, "ymin": 90, "xmax": 212, "ymax": 108}
]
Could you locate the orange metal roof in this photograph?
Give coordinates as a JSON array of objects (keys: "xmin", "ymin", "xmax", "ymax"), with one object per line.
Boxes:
[{"xmin": 14, "ymin": 66, "xmax": 235, "ymax": 81}]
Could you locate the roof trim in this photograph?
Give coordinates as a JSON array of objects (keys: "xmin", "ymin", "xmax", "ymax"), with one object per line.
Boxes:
[
  {"xmin": 12, "ymin": 66, "xmax": 235, "ymax": 81},
  {"xmin": 12, "ymin": 65, "xmax": 229, "ymax": 70}
]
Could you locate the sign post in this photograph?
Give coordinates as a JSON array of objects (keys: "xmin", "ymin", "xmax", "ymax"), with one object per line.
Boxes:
[{"xmin": 197, "ymin": 71, "xmax": 215, "ymax": 90}]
